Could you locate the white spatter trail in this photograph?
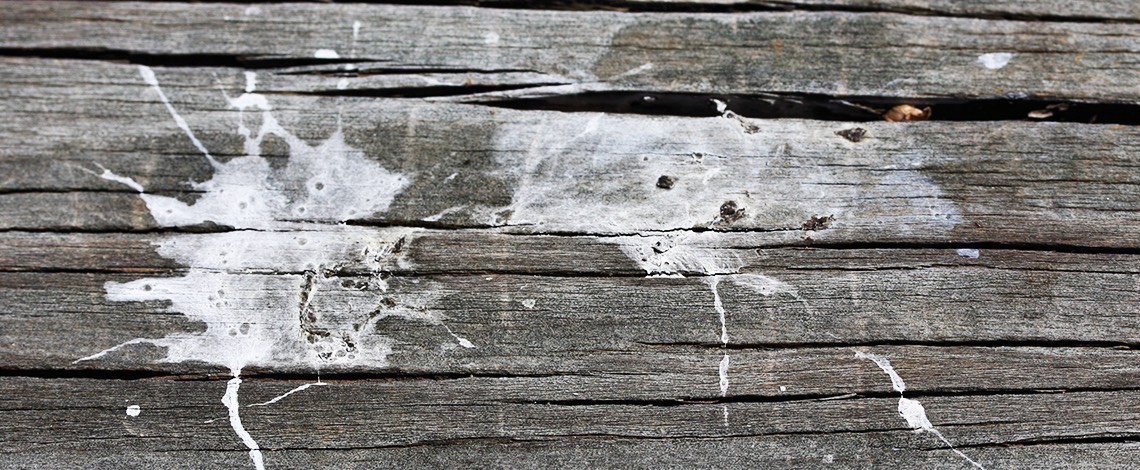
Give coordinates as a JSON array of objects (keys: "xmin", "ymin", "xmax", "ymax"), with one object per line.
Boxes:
[
  {"xmin": 855, "ymin": 351, "xmax": 985, "ymax": 469},
  {"xmin": 76, "ymin": 66, "xmax": 473, "ymax": 469},
  {"xmin": 614, "ymin": 231, "xmax": 799, "ymax": 426}
]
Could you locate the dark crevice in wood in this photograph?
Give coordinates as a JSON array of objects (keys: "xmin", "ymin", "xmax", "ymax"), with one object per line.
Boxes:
[
  {"xmin": 0, "ymin": 368, "xmax": 591, "ymax": 382},
  {"xmin": 516, "ymin": 387, "xmax": 1140, "ymax": 408},
  {"xmin": 0, "ymin": 368, "xmax": 191, "ymax": 381},
  {"xmin": 636, "ymin": 339, "xmax": 1140, "ymax": 350},
  {"xmin": 274, "ymin": 83, "xmax": 571, "ymax": 99},
  {"xmin": 124, "ymin": 1, "xmax": 1140, "ymax": 25},
  {"xmin": 952, "ymin": 434, "xmax": 1140, "ymax": 449},
  {"xmin": 278, "ymin": 66, "xmax": 547, "ymax": 77},
  {"xmin": 481, "ymin": 91, "xmax": 1140, "ymax": 125},
  {"xmin": 0, "ymin": 47, "xmax": 377, "ymax": 69}
]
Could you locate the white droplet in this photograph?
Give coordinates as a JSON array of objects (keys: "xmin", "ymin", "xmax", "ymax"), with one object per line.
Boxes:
[
  {"xmin": 977, "ymin": 52, "xmax": 1013, "ymax": 70},
  {"xmin": 779, "ymin": 385, "xmax": 787, "ymax": 392},
  {"xmin": 126, "ymin": 405, "xmax": 141, "ymax": 417},
  {"xmin": 956, "ymin": 248, "xmax": 980, "ymax": 259},
  {"xmin": 314, "ymin": 49, "xmax": 340, "ymax": 59}
]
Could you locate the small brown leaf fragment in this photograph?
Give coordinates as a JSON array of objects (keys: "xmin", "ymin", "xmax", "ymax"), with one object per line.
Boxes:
[
  {"xmin": 835, "ymin": 128, "xmax": 867, "ymax": 142},
  {"xmin": 884, "ymin": 105, "xmax": 932, "ymax": 122}
]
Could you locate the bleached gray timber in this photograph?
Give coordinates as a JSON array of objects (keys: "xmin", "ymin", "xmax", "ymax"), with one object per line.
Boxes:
[{"xmin": 1, "ymin": 1, "xmax": 1138, "ymax": 469}]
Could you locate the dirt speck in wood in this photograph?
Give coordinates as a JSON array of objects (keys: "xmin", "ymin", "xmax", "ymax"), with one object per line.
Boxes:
[
  {"xmin": 802, "ymin": 214, "xmax": 834, "ymax": 231},
  {"xmin": 835, "ymin": 128, "xmax": 867, "ymax": 143},
  {"xmin": 718, "ymin": 200, "xmax": 745, "ymax": 224},
  {"xmin": 656, "ymin": 175, "xmax": 676, "ymax": 189}
]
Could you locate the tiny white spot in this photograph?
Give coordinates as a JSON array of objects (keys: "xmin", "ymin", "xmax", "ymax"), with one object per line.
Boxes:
[
  {"xmin": 823, "ymin": 454, "xmax": 835, "ymax": 464},
  {"xmin": 126, "ymin": 405, "xmax": 141, "ymax": 417},
  {"xmin": 521, "ymin": 299, "xmax": 537, "ymax": 309},
  {"xmin": 353, "ymin": 21, "xmax": 362, "ymax": 40},
  {"xmin": 314, "ymin": 49, "xmax": 340, "ymax": 59},
  {"xmin": 956, "ymin": 248, "xmax": 980, "ymax": 259},
  {"xmin": 484, "ymin": 32, "xmax": 500, "ymax": 45},
  {"xmin": 244, "ymin": 6, "xmax": 261, "ymax": 16},
  {"xmin": 779, "ymin": 385, "xmax": 787, "ymax": 392},
  {"xmin": 337, "ymin": 78, "xmax": 349, "ymax": 90},
  {"xmin": 977, "ymin": 52, "xmax": 1013, "ymax": 70},
  {"xmin": 718, "ymin": 353, "xmax": 730, "ymax": 397}
]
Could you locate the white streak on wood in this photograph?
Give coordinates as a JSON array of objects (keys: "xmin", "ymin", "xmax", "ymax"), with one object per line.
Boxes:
[
  {"xmin": 125, "ymin": 405, "xmax": 141, "ymax": 417},
  {"xmin": 352, "ymin": 21, "xmax": 361, "ymax": 40},
  {"xmin": 710, "ymin": 277, "xmax": 728, "ymax": 346},
  {"xmin": 443, "ymin": 324, "xmax": 476, "ymax": 349},
  {"xmin": 718, "ymin": 353, "xmax": 730, "ymax": 397},
  {"xmin": 91, "ymin": 164, "xmax": 144, "ymax": 193},
  {"xmin": 423, "ymin": 206, "xmax": 465, "ymax": 222},
  {"xmin": 314, "ymin": 49, "xmax": 339, "ymax": 59},
  {"xmin": 248, "ymin": 382, "xmax": 328, "ymax": 407},
  {"xmin": 854, "ymin": 351, "xmax": 906, "ymax": 393},
  {"xmin": 138, "ymin": 65, "xmax": 219, "ymax": 168},
  {"xmin": 222, "ymin": 377, "xmax": 265, "ymax": 470},
  {"xmin": 612, "ymin": 62, "xmax": 653, "ymax": 79},
  {"xmin": 977, "ymin": 52, "xmax": 1014, "ymax": 70},
  {"xmin": 855, "ymin": 350, "xmax": 985, "ymax": 469}
]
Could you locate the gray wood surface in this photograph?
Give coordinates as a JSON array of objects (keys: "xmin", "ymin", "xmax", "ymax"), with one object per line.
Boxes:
[{"xmin": 2, "ymin": 1, "xmax": 1139, "ymax": 469}]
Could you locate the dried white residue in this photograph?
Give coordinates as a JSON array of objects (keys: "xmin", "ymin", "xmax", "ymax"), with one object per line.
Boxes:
[
  {"xmin": 485, "ymin": 112, "xmax": 960, "ymax": 236},
  {"xmin": 223, "ymin": 377, "xmax": 265, "ymax": 470},
  {"xmin": 612, "ymin": 231, "xmax": 800, "ymax": 426},
  {"xmin": 76, "ymin": 66, "xmax": 471, "ymax": 469},
  {"xmin": 125, "ymin": 405, "xmax": 141, "ymax": 417},
  {"xmin": 956, "ymin": 248, "xmax": 980, "ymax": 259},
  {"xmin": 314, "ymin": 49, "xmax": 340, "ymax": 59},
  {"xmin": 854, "ymin": 351, "xmax": 985, "ymax": 469},
  {"xmin": 718, "ymin": 353, "xmax": 730, "ymax": 397},
  {"xmin": 976, "ymin": 52, "xmax": 1014, "ymax": 70}
]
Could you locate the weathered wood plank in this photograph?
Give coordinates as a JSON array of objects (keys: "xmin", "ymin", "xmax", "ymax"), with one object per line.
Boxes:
[
  {"xmin": 3, "ymin": 3, "xmax": 1138, "ymax": 100},
  {"xmin": 1, "ymin": 441, "xmax": 1134, "ymax": 470},
  {"xmin": 5, "ymin": 230, "xmax": 1140, "ymax": 276},
  {"xmin": 5, "ymin": 265, "xmax": 1139, "ymax": 372},
  {"xmin": 3, "ymin": 2, "xmax": 1139, "ymax": 468},
  {"xmin": 2, "ymin": 376, "xmax": 1138, "ymax": 469},
  {"xmin": 3, "ymin": 59, "xmax": 1140, "ymax": 247},
  {"xmin": 630, "ymin": 0, "xmax": 1140, "ymax": 22}
]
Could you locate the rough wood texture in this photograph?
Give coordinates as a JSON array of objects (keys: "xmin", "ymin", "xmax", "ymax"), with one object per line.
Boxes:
[
  {"xmin": 4, "ymin": 2, "xmax": 1140, "ymax": 100},
  {"xmin": 2, "ymin": 1, "xmax": 1139, "ymax": 469}
]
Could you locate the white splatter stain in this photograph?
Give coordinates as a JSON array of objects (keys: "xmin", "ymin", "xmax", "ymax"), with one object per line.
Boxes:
[
  {"xmin": 125, "ymin": 405, "xmax": 141, "ymax": 417},
  {"xmin": 76, "ymin": 66, "xmax": 472, "ymax": 469},
  {"xmin": 855, "ymin": 351, "xmax": 985, "ymax": 469},
  {"xmin": 976, "ymin": 52, "xmax": 1014, "ymax": 70},
  {"xmin": 314, "ymin": 49, "xmax": 340, "ymax": 59}
]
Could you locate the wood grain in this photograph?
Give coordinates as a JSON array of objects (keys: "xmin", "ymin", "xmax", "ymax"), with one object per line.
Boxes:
[
  {"xmin": 2, "ymin": 2, "xmax": 1139, "ymax": 100},
  {"xmin": 2, "ymin": 2, "xmax": 1138, "ymax": 468}
]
